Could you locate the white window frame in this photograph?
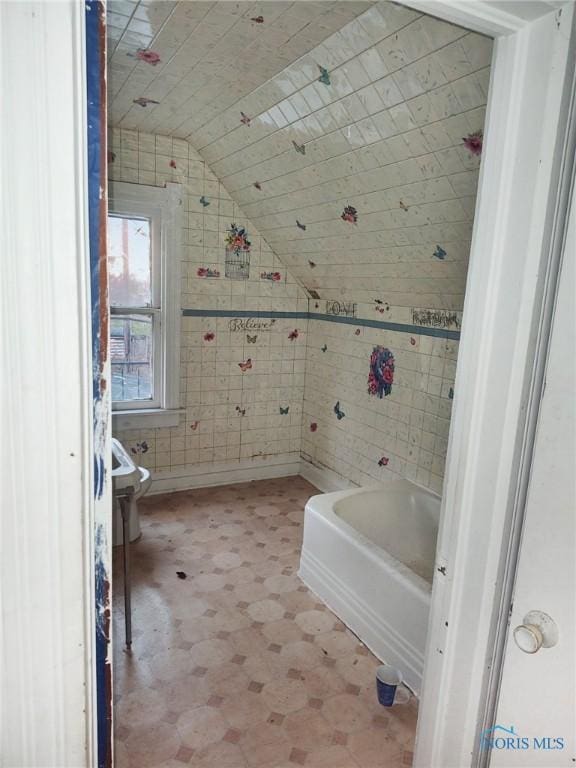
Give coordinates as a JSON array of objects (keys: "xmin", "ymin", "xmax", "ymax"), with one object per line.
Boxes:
[{"xmin": 109, "ymin": 181, "xmax": 182, "ymax": 429}]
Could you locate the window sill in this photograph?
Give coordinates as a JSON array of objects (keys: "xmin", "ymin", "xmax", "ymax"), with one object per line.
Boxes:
[{"xmin": 112, "ymin": 408, "xmax": 183, "ymax": 431}]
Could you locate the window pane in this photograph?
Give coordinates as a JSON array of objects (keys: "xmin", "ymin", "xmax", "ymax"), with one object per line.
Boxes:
[
  {"xmin": 108, "ymin": 215, "xmax": 152, "ymax": 307},
  {"xmin": 111, "ymin": 315, "xmax": 154, "ymax": 402}
]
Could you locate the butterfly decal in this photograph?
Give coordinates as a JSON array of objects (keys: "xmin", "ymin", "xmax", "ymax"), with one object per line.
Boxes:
[
  {"xmin": 292, "ymin": 140, "xmax": 306, "ymax": 155},
  {"xmin": 251, "ymin": 15, "xmax": 264, "ymax": 23},
  {"xmin": 190, "ymin": 421, "xmax": 199, "ymax": 431},
  {"xmin": 254, "ymin": 181, "xmax": 262, "ymax": 190},
  {"xmin": 279, "ymin": 406, "xmax": 289, "ymax": 415},
  {"xmin": 354, "ymin": 329, "xmax": 361, "ymax": 336},
  {"xmin": 107, "ymin": 150, "xmax": 116, "ymax": 163},
  {"xmin": 433, "ymin": 245, "xmax": 447, "ymax": 260},
  {"xmin": 239, "ymin": 358, "xmax": 252, "ymax": 372},
  {"xmin": 133, "ymin": 97, "xmax": 159, "ymax": 107},
  {"xmin": 341, "ymin": 205, "xmax": 358, "ymax": 224},
  {"xmin": 240, "ymin": 111, "xmax": 252, "ymax": 126},
  {"xmin": 296, "ymin": 220, "xmax": 306, "ymax": 231},
  {"xmin": 235, "ymin": 406, "xmax": 246, "ymax": 416},
  {"xmin": 334, "ymin": 401, "xmax": 345, "ymax": 420},
  {"xmin": 462, "ymin": 130, "xmax": 483, "ymax": 156},
  {"xmin": 308, "ymin": 260, "xmax": 316, "ymax": 268},
  {"xmin": 246, "ymin": 334, "xmax": 257, "ymax": 343},
  {"xmin": 321, "ymin": 344, "xmax": 327, "ymax": 352},
  {"xmin": 378, "ymin": 456, "xmax": 389, "ymax": 467},
  {"xmin": 199, "ymin": 196, "xmax": 210, "ymax": 207},
  {"xmin": 318, "ymin": 66, "xmax": 331, "ymax": 86},
  {"xmin": 131, "ymin": 441, "xmax": 149, "ymax": 455},
  {"xmin": 169, "ymin": 159, "xmax": 177, "ymax": 169},
  {"xmin": 203, "ymin": 332, "xmax": 215, "ymax": 342},
  {"xmin": 288, "ymin": 329, "xmax": 299, "ymax": 341},
  {"xmin": 410, "ymin": 337, "xmax": 416, "ymax": 346},
  {"xmin": 449, "ymin": 387, "xmax": 454, "ymax": 400},
  {"xmin": 399, "ymin": 200, "xmax": 409, "ymax": 212},
  {"xmin": 310, "ymin": 422, "xmax": 318, "ymax": 432}
]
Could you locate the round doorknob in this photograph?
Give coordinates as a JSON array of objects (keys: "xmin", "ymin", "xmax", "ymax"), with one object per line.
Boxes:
[{"xmin": 513, "ymin": 623, "xmax": 544, "ymax": 653}]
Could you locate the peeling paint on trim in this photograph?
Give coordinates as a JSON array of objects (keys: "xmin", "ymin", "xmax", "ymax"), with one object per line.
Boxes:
[{"xmin": 86, "ymin": 2, "xmax": 112, "ymax": 766}]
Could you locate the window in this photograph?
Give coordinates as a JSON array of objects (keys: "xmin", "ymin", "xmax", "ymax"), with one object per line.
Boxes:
[{"xmin": 108, "ymin": 182, "xmax": 182, "ymax": 428}]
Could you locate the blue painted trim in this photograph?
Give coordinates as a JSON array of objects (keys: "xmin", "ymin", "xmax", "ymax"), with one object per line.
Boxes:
[
  {"xmin": 181, "ymin": 308, "xmax": 460, "ymax": 340},
  {"xmin": 86, "ymin": 3, "xmax": 111, "ymax": 767}
]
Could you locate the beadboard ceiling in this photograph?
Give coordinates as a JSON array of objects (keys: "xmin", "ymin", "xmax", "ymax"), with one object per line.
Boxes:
[
  {"xmin": 107, "ymin": 1, "xmax": 493, "ymax": 310},
  {"xmin": 107, "ymin": 0, "xmax": 372, "ymax": 135}
]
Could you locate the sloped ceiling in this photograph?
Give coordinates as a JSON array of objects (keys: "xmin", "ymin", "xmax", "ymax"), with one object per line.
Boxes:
[
  {"xmin": 107, "ymin": 1, "xmax": 493, "ymax": 311},
  {"xmin": 107, "ymin": 0, "xmax": 372, "ymax": 135}
]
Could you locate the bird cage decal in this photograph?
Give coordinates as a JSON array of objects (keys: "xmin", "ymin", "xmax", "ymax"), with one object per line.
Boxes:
[{"xmin": 225, "ymin": 223, "xmax": 251, "ymax": 280}]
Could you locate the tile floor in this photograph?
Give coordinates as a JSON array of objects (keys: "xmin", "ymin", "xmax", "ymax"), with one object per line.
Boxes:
[{"xmin": 112, "ymin": 476, "xmax": 418, "ymax": 767}]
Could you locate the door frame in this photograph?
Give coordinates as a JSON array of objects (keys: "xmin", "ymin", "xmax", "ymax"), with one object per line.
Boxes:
[
  {"xmin": 397, "ymin": 3, "xmax": 576, "ymax": 767},
  {"xmin": 2, "ymin": 2, "xmax": 573, "ymax": 766}
]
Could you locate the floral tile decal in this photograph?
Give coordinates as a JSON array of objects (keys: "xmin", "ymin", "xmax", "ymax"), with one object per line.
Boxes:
[
  {"xmin": 279, "ymin": 406, "xmax": 289, "ymax": 415},
  {"xmin": 260, "ymin": 271, "xmax": 282, "ymax": 281},
  {"xmin": 199, "ymin": 196, "xmax": 210, "ymax": 207},
  {"xmin": 433, "ymin": 245, "xmax": 447, "ymax": 260},
  {"xmin": 318, "ymin": 66, "xmax": 331, "ymax": 86},
  {"xmin": 240, "ymin": 111, "xmax": 252, "ymax": 126},
  {"xmin": 225, "ymin": 224, "xmax": 251, "ymax": 279},
  {"xmin": 254, "ymin": 181, "xmax": 262, "ymax": 190},
  {"xmin": 463, "ymin": 130, "xmax": 483, "ymax": 156},
  {"xmin": 296, "ymin": 220, "xmax": 306, "ymax": 231},
  {"xmin": 288, "ymin": 329, "xmax": 299, "ymax": 340},
  {"xmin": 131, "ymin": 48, "xmax": 161, "ymax": 66},
  {"xmin": 190, "ymin": 421, "xmax": 199, "ymax": 431},
  {"xmin": 246, "ymin": 334, "xmax": 257, "ymax": 343},
  {"xmin": 197, "ymin": 267, "xmax": 220, "ymax": 278},
  {"xmin": 374, "ymin": 299, "xmax": 390, "ymax": 314},
  {"xmin": 251, "ymin": 15, "xmax": 264, "ymax": 23},
  {"xmin": 133, "ymin": 97, "xmax": 159, "ymax": 107},
  {"xmin": 341, "ymin": 205, "xmax": 358, "ymax": 224},
  {"xmin": 238, "ymin": 358, "xmax": 252, "ymax": 372},
  {"xmin": 368, "ymin": 347, "xmax": 395, "ymax": 398},
  {"xmin": 378, "ymin": 456, "xmax": 389, "ymax": 467},
  {"xmin": 310, "ymin": 422, "xmax": 318, "ymax": 432},
  {"xmin": 292, "ymin": 140, "xmax": 306, "ymax": 155},
  {"xmin": 333, "ymin": 401, "xmax": 345, "ymax": 420},
  {"xmin": 203, "ymin": 332, "xmax": 215, "ymax": 342},
  {"xmin": 131, "ymin": 441, "xmax": 148, "ymax": 455}
]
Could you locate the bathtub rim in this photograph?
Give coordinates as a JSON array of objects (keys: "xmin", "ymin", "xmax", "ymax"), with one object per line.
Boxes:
[{"xmin": 304, "ymin": 479, "xmax": 441, "ymax": 595}]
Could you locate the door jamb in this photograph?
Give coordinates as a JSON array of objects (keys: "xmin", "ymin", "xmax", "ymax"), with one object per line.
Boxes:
[{"xmin": 392, "ymin": 3, "xmax": 576, "ymax": 767}]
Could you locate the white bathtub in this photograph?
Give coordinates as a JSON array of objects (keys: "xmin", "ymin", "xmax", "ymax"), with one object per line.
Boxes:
[{"xmin": 298, "ymin": 479, "xmax": 441, "ymax": 694}]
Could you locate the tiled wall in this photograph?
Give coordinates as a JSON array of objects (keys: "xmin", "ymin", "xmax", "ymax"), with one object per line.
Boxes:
[
  {"xmin": 108, "ymin": 128, "xmax": 308, "ymax": 479},
  {"xmin": 107, "ymin": 2, "xmax": 492, "ymax": 494},
  {"xmin": 302, "ymin": 319, "xmax": 457, "ymax": 495}
]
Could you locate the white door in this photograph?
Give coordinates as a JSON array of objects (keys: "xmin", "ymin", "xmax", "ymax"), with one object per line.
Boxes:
[{"xmin": 487, "ymin": 190, "xmax": 576, "ymax": 766}]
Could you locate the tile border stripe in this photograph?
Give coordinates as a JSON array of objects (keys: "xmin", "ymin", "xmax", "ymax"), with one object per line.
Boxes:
[{"xmin": 181, "ymin": 309, "xmax": 461, "ymax": 340}]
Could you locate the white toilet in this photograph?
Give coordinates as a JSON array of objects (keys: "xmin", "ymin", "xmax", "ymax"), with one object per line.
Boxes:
[{"xmin": 113, "ymin": 466, "xmax": 151, "ymax": 545}]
